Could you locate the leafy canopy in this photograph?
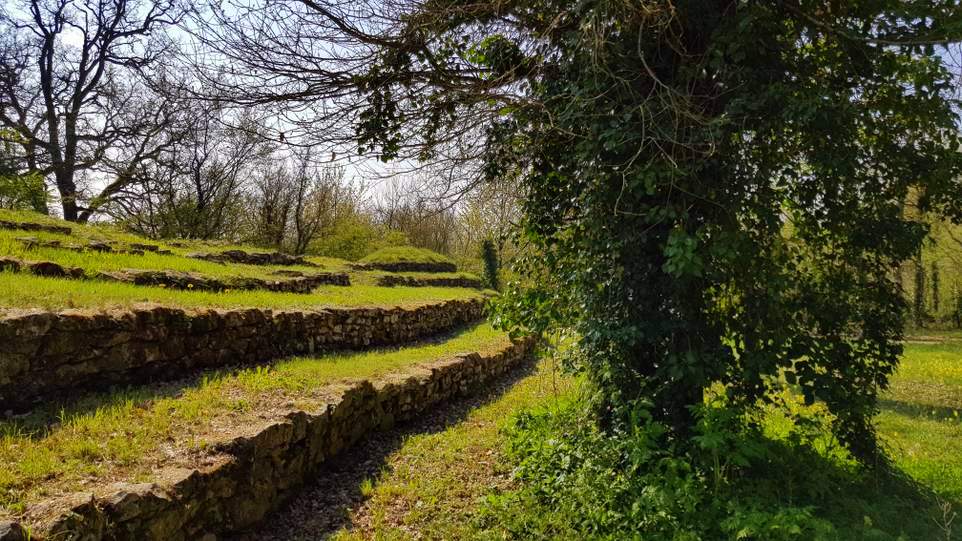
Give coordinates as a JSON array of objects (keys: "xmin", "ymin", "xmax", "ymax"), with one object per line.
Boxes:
[{"xmin": 356, "ymin": 0, "xmax": 962, "ymax": 458}]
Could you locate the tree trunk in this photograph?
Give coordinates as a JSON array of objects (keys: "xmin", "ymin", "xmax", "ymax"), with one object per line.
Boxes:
[{"xmin": 56, "ymin": 169, "xmax": 79, "ymax": 221}]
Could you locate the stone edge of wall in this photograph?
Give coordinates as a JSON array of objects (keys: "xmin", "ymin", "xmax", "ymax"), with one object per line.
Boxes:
[
  {"xmin": 353, "ymin": 261, "xmax": 459, "ymax": 273},
  {"xmin": 376, "ymin": 274, "xmax": 483, "ymax": 289},
  {"xmin": 0, "ymin": 337, "xmax": 536, "ymax": 541},
  {"xmin": 0, "ymin": 297, "xmax": 486, "ymax": 412}
]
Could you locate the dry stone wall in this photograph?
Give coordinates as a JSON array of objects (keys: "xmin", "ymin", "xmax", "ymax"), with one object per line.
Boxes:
[
  {"xmin": 97, "ymin": 269, "xmax": 351, "ymax": 292},
  {"xmin": 0, "ymin": 219, "xmax": 72, "ymax": 235},
  {"xmin": 377, "ymin": 274, "xmax": 483, "ymax": 289},
  {"xmin": 189, "ymin": 250, "xmax": 316, "ymax": 267},
  {"xmin": 0, "ymin": 298, "xmax": 485, "ymax": 411},
  {"xmin": 17, "ymin": 237, "xmax": 172, "ymax": 256},
  {"xmin": 354, "ymin": 261, "xmax": 458, "ymax": 273},
  {"xmin": 0, "ymin": 338, "xmax": 535, "ymax": 541}
]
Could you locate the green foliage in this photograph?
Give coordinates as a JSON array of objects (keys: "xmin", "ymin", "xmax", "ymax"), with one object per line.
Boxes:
[
  {"xmin": 0, "ymin": 172, "xmax": 46, "ymax": 214},
  {"xmin": 933, "ymin": 262, "xmax": 941, "ymax": 315},
  {"xmin": 483, "ymin": 394, "xmax": 942, "ymax": 540},
  {"xmin": 480, "ymin": 239, "xmax": 500, "ymax": 291},
  {"xmin": 358, "ymin": 1, "xmax": 962, "ymax": 458},
  {"xmin": 915, "ymin": 256, "xmax": 927, "ymax": 327}
]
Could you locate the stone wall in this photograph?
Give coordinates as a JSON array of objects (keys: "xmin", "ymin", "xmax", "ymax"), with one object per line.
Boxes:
[
  {"xmin": 0, "ymin": 298, "xmax": 485, "ymax": 411},
  {"xmin": 377, "ymin": 274, "xmax": 483, "ymax": 289},
  {"xmin": 98, "ymin": 269, "xmax": 351, "ymax": 292},
  {"xmin": 0, "ymin": 219, "xmax": 72, "ymax": 235},
  {"xmin": 0, "ymin": 338, "xmax": 535, "ymax": 541},
  {"xmin": 189, "ymin": 250, "xmax": 316, "ymax": 267},
  {"xmin": 354, "ymin": 261, "xmax": 458, "ymax": 273}
]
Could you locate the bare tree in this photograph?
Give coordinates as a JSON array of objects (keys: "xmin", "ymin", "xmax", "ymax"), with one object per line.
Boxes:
[
  {"xmin": 0, "ymin": 0, "xmax": 188, "ymax": 221},
  {"xmin": 106, "ymin": 107, "xmax": 271, "ymax": 239},
  {"xmin": 289, "ymin": 157, "xmax": 345, "ymax": 254}
]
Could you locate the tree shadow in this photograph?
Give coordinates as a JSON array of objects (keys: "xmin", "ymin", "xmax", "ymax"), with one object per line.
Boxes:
[
  {"xmin": 735, "ymin": 431, "xmax": 960, "ymax": 540},
  {"xmin": 227, "ymin": 358, "xmax": 540, "ymax": 541},
  {"xmin": 879, "ymin": 398, "xmax": 962, "ymax": 423}
]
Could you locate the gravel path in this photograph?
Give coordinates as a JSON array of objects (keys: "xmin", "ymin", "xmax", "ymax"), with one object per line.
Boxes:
[{"xmin": 228, "ymin": 360, "xmax": 537, "ymax": 541}]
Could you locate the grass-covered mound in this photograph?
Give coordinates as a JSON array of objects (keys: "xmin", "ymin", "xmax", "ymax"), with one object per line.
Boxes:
[{"xmin": 359, "ymin": 246, "xmax": 458, "ymax": 273}]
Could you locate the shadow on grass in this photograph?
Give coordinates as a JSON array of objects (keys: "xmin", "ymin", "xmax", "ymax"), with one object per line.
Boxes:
[
  {"xmin": 227, "ymin": 357, "xmax": 539, "ymax": 541},
  {"xmin": 734, "ymin": 432, "xmax": 959, "ymax": 540},
  {"xmin": 878, "ymin": 398, "xmax": 962, "ymax": 423}
]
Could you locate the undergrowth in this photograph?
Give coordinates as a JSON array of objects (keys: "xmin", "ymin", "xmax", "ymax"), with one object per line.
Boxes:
[{"xmin": 481, "ymin": 392, "xmax": 954, "ymax": 540}]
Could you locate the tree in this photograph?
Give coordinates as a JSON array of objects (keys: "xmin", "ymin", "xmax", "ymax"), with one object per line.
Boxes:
[
  {"xmin": 480, "ymin": 238, "xmax": 500, "ymax": 291},
  {"xmin": 0, "ymin": 0, "xmax": 188, "ymax": 221},
  {"xmin": 915, "ymin": 255, "xmax": 927, "ymax": 328},
  {"xmin": 206, "ymin": 1, "xmax": 962, "ymax": 460},
  {"xmin": 106, "ymin": 108, "xmax": 270, "ymax": 240},
  {"xmin": 289, "ymin": 159, "xmax": 345, "ymax": 255},
  {"xmin": 932, "ymin": 261, "xmax": 941, "ymax": 317}
]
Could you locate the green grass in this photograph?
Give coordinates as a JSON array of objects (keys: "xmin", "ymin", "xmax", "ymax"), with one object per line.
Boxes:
[
  {"xmin": 331, "ymin": 358, "xmax": 577, "ymax": 541},
  {"xmin": 324, "ymin": 339, "xmax": 962, "ymax": 541},
  {"xmin": 877, "ymin": 338, "xmax": 962, "ymax": 504},
  {"xmin": 360, "ymin": 246, "xmax": 455, "ymax": 266},
  {"xmin": 0, "ymin": 234, "xmax": 332, "ymax": 280},
  {"xmin": 0, "ymin": 209, "xmax": 353, "ymax": 277},
  {"xmin": 0, "ymin": 323, "xmax": 510, "ymax": 514},
  {"xmin": 0, "ymin": 272, "xmax": 483, "ymax": 311}
]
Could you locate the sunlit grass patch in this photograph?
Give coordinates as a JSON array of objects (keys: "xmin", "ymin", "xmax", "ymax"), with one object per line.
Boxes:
[{"xmin": 331, "ymin": 358, "xmax": 577, "ymax": 541}]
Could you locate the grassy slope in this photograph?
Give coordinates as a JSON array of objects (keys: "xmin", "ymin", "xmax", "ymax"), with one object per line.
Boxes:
[
  {"xmin": 332, "ymin": 359, "xmax": 577, "ymax": 541},
  {"xmin": 0, "ymin": 209, "xmax": 351, "ymax": 277},
  {"xmin": 0, "ymin": 323, "xmax": 509, "ymax": 514},
  {"xmin": 0, "ymin": 272, "xmax": 482, "ymax": 310}
]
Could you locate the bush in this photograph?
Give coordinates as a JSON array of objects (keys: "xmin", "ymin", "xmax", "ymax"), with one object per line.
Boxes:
[
  {"xmin": 480, "ymin": 239, "xmax": 500, "ymax": 291},
  {"xmin": 0, "ymin": 172, "xmax": 47, "ymax": 213}
]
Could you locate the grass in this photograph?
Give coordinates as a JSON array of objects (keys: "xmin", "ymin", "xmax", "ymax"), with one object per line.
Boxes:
[
  {"xmin": 360, "ymin": 246, "xmax": 455, "ymax": 266},
  {"xmin": 878, "ymin": 337, "xmax": 962, "ymax": 504},
  {"xmin": 324, "ymin": 338, "xmax": 962, "ymax": 541},
  {"xmin": 0, "ymin": 322, "xmax": 511, "ymax": 515},
  {"xmin": 0, "ymin": 234, "xmax": 333, "ymax": 280},
  {"xmin": 0, "ymin": 272, "xmax": 484, "ymax": 311},
  {"xmin": 331, "ymin": 358, "xmax": 577, "ymax": 541}
]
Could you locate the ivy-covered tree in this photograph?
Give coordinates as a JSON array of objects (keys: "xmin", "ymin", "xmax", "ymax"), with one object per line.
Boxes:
[
  {"xmin": 915, "ymin": 255, "xmax": 927, "ymax": 327},
  {"xmin": 480, "ymin": 238, "xmax": 500, "ymax": 291},
  {"xmin": 207, "ymin": 1, "xmax": 962, "ymax": 460},
  {"xmin": 932, "ymin": 261, "xmax": 941, "ymax": 316}
]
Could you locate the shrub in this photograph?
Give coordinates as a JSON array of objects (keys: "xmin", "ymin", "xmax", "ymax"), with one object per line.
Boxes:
[
  {"xmin": 480, "ymin": 239, "xmax": 500, "ymax": 291},
  {"xmin": 0, "ymin": 172, "xmax": 47, "ymax": 214},
  {"xmin": 480, "ymin": 394, "xmax": 933, "ymax": 540}
]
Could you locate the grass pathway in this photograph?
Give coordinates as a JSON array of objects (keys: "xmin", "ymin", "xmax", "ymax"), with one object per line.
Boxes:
[{"xmin": 232, "ymin": 357, "xmax": 576, "ymax": 541}]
